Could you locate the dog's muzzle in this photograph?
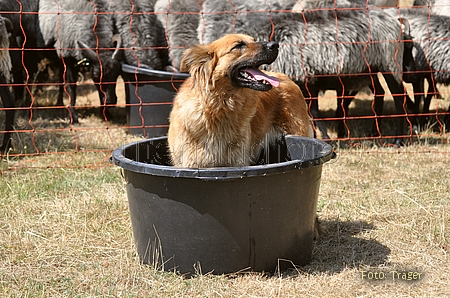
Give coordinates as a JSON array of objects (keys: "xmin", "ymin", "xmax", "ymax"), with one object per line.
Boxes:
[{"xmin": 231, "ymin": 40, "xmax": 281, "ymax": 91}]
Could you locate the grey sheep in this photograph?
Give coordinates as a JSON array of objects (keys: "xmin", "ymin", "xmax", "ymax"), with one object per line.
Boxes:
[
  {"xmin": 413, "ymin": 0, "xmax": 450, "ymax": 17},
  {"xmin": 156, "ymin": 0, "xmax": 293, "ymax": 69},
  {"xmin": 292, "ymin": 0, "xmax": 397, "ymax": 10},
  {"xmin": 0, "ymin": 0, "xmax": 42, "ymax": 104},
  {"xmin": 0, "ymin": 15, "xmax": 11, "ymax": 83},
  {"xmin": 0, "ymin": 14, "xmax": 14, "ymax": 151},
  {"xmin": 198, "ymin": 0, "xmax": 278, "ymax": 45},
  {"xmin": 38, "ymin": 0, "xmax": 121, "ymax": 123},
  {"xmin": 199, "ymin": 3, "xmax": 412, "ymax": 145},
  {"xmin": 155, "ymin": 0, "xmax": 201, "ymax": 70},
  {"xmin": 387, "ymin": 7, "xmax": 450, "ymax": 127},
  {"xmin": 108, "ymin": 0, "xmax": 169, "ymax": 69},
  {"xmin": 156, "ymin": 0, "xmax": 272, "ymax": 61}
]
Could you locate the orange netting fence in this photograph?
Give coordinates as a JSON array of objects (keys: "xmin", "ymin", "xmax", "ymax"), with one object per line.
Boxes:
[{"xmin": 0, "ymin": 0, "xmax": 449, "ymax": 169}]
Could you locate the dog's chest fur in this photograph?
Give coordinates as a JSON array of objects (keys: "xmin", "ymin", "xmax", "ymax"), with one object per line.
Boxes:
[{"xmin": 178, "ymin": 88, "xmax": 264, "ymax": 167}]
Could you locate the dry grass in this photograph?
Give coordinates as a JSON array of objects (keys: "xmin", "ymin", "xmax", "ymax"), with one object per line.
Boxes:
[{"xmin": 1, "ymin": 139, "xmax": 449, "ymax": 297}]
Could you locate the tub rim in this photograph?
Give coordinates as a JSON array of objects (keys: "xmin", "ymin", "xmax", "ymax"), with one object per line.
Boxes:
[
  {"xmin": 111, "ymin": 136, "xmax": 334, "ymax": 181},
  {"xmin": 121, "ymin": 64, "xmax": 190, "ymax": 80}
]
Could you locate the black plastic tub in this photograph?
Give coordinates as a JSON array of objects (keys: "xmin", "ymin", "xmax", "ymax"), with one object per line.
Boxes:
[
  {"xmin": 112, "ymin": 135, "xmax": 334, "ymax": 275},
  {"xmin": 121, "ymin": 64, "xmax": 189, "ymax": 137}
]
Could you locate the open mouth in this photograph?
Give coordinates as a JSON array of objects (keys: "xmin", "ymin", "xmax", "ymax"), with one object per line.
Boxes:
[
  {"xmin": 241, "ymin": 67, "xmax": 279, "ymax": 86},
  {"xmin": 233, "ymin": 66, "xmax": 280, "ymax": 91}
]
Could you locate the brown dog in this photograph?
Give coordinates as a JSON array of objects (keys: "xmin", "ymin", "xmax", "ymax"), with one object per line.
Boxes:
[{"xmin": 168, "ymin": 34, "xmax": 313, "ymax": 168}]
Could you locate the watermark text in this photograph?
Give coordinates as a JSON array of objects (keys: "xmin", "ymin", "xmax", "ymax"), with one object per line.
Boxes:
[{"xmin": 361, "ymin": 270, "xmax": 423, "ymax": 282}]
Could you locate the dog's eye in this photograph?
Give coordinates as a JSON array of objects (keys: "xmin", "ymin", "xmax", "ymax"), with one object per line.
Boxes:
[{"xmin": 231, "ymin": 42, "xmax": 246, "ymax": 52}]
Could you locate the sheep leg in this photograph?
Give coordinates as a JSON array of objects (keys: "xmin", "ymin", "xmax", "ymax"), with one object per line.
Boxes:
[
  {"xmin": 411, "ymin": 78, "xmax": 425, "ymax": 132},
  {"xmin": 336, "ymin": 91, "xmax": 353, "ymax": 139},
  {"xmin": 8, "ymin": 36, "xmax": 26, "ymax": 106},
  {"xmin": 386, "ymin": 74, "xmax": 408, "ymax": 147},
  {"xmin": 95, "ymin": 82, "xmax": 116, "ymax": 122},
  {"xmin": 11, "ymin": 65, "xmax": 24, "ymax": 104},
  {"xmin": 57, "ymin": 82, "xmax": 64, "ymax": 107},
  {"xmin": 308, "ymin": 94, "xmax": 331, "ymax": 140},
  {"xmin": 423, "ymin": 86, "xmax": 433, "ymax": 116},
  {"xmin": 298, "ymin": 84, "xmax": 330, "ymax": 139},
  {"xmin": 369, "ymin": 76, "xmax": 385, "ymax": 138},
  {"xmin": 0, "ymin": 74, "xmax": 15, "ymax": 152},
  {"xmin": 444, "ymin": 105, "xmax": 450, "ymax": 127},
  {"xmin": 61, "ymin": 58, "xmax": 79, "ymax": 124},
  {"xmin": 422, "ymin": 75, "xmax": 439, "ymax": 127},
  {"xmin": 296, "ymin": 82, "xmax": 330, "ymax": 140},
  {"xmin": 95, "ymin": 81, "xmax": 117, "ymax": 106}
]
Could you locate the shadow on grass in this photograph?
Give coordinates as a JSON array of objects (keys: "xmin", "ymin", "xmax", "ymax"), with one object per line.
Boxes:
[
  {"xmin": 13, "ymin": 106, "xmax": 127, "ymax": 126},
  {"xmin": 291, "ymin": 219, "xmax": 390, "ymax": 275}
]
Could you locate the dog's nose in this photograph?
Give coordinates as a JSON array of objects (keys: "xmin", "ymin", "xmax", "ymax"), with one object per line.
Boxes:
[{"xmin": 266, "ymin": 41, "xmax": 279, "ymax": 52}]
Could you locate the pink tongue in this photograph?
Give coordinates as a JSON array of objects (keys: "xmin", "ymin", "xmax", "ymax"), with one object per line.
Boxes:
[{"xmin": 245, "ymin": 68, "xmax": 280, "ymax": 87}]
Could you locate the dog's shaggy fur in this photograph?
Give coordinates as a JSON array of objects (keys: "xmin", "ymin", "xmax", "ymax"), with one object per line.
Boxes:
[{"xmin": 168, "ymin": 34, "xmax": 313, "ymax": 168}]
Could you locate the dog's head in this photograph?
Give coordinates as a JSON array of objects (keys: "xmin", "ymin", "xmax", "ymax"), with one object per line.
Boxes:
[{"xmin": 180, "ymin": 34, "xmax": 280, "ymax": 92}]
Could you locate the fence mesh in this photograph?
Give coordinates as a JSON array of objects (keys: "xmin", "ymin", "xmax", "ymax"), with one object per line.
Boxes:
[{"xmin": 0, "ymin": 0, "xmax": 449, "ymax": 170}]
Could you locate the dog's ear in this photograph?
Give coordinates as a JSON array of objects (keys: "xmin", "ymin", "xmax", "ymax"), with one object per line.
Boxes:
[
  {"xmin": 180, "ymin": 44, "xmax": 219, "ymax": 90},
  {"xmin": 180, "ymin": 45, "xmax": 210, "ymax": 73}
]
